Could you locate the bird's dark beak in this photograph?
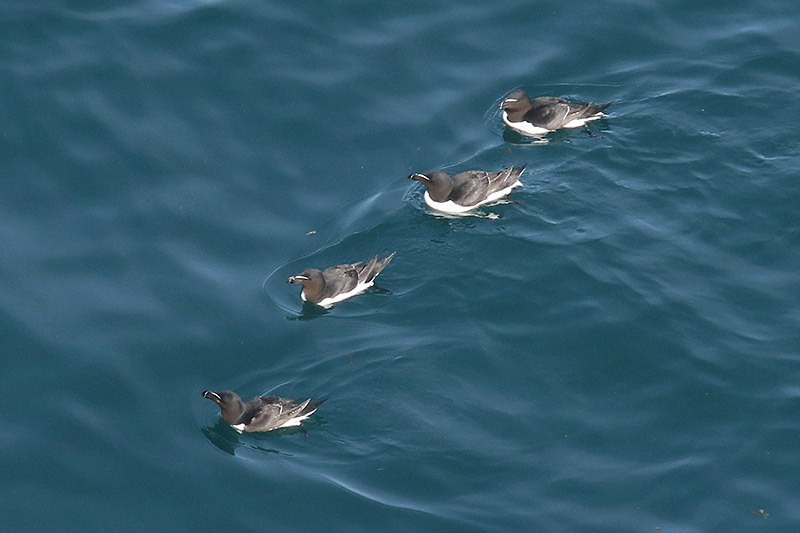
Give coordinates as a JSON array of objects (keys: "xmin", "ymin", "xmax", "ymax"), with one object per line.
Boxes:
[
  {"xmin": 499, "ymin": 97, "xmax": 517, "ymax": 109},
  {"xmin": 287, "ymin": 275, "xmax": 308, "ymax": 284},
  {"xmin": 409, "ymin": 173, "xmax": 429, "ymax": 182},
  {"xmin": 203, "ymin": 390, "xmax": 222, "ymax": 403}
]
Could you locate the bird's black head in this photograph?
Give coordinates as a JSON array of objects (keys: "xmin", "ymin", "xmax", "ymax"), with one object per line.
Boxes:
[
  {"xmin": 203, "ymin": 390, "xmax": 245, "ymax": 424},
  {"xmin": 409, "ymin": 171, "xmax": 453, "ymax": 202},
  {"xmin": 287, "ymin": 268, "xmax": 326, "ymax": 303},
  {"xmin": 499, "ymin": 90, "xmax": 531, "ymax": 111}
]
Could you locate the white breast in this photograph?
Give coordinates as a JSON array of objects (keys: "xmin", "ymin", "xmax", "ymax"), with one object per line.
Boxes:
[
  {"xmin": 423, "ymin": 181, "xmax": 522, "ymax": 214},
  {"xmin": 315, "ymin": 280, "xmax": 374, "ymax": 308},
  {"xmin": 502, "ymin": 111, "xmax": 550, "ymax": 135},
  {"xmin": 562, "ymin": 114, "xmax": 604, "ymax": 129},
  {"xmin": 275, "ymin": 412, "xmax": 314, "ymax": 428}
]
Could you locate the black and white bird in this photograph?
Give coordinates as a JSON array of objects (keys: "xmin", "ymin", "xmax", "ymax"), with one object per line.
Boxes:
[
  {"xmin": 286, "ymin": 252, "xmax": 395, "ymax": 308},
  {"xmin": 408, "ymin": 165, "xmax": 525, "ymax": 214},
  {"xmin": 203, "ymin": 390, "xmax": 325, "ymax": 433},
  {"xmin": 499, "ymin": 90, "xmax": 610, "ymax": 136}
]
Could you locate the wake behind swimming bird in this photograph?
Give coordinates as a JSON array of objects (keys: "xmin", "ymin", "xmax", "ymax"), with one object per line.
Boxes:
[
  {"xmin": 499, "ymin": 90, "xmax": 610, "ymax": 136},
  {"xmin": 408, "ymin": 165, "xmax": 525, "ymax": 214},
  {"xmin": 287, "ymin": 252, "xmax": 395, "ymax": 308},
  {"xmin": 202, "ymin": 390, "xmax": 325, "ymax": 433}
]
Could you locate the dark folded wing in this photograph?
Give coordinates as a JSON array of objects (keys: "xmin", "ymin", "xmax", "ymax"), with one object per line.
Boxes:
[
  {"xmin": 486, "ymin": 166, "xmax": 522, "ymax": 194},
  {"xmin": 449, "ymin": 171, "xmax": 490, "ymax": 206},
  {"xmin": 524, "ymin": 97, "xmax": 575, "ymax": 129},
  {"xmin": 244, "ymin": 400, "xmax": 282, "ymax": 429},
  {"xmin": 320, "ymin": 265, "xmax": 359, "ymax": 297}
]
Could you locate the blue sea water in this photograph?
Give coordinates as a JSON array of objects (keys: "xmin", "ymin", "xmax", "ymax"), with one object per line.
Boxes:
[{"xmin": 2, "ymin": 0, "xmax": 800, "ymax": 531}]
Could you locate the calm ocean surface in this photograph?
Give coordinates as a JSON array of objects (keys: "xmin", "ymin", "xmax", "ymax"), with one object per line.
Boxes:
[{"xmin": 3, "ymin": 1, "xmax": 800, "ymax": 531}]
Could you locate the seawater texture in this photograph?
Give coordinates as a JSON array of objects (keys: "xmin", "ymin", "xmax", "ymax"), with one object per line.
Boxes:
[{"xmin": 2, "ymin": 0, "xmax": 800, "ymax": 531}]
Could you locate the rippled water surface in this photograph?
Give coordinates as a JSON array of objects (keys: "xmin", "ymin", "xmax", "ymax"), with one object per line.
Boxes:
[{"xmin": 3, "ymin": 1, "xmax": 800, "ymax": 531}]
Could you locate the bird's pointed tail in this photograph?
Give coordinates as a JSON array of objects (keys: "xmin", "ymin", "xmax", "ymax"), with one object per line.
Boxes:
[{"xmin": 359, "ymin": 252, "xmax": 396, "ymax": 283}]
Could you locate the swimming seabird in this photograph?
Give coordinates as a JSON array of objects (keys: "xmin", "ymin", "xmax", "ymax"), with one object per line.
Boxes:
[
  {"xmin": 499, "ymin": 90, "xmax": 611, "ymax": 136},
  {"xmin": 203, "ymin": 390, "xmax": 325, "ymax": 433},
  {"xmin": 408, "ymin": 165, "xmax": 525, "ymax": 214},
  {"xmin": 286, "ymin": 252, "xmax": 396, "ymax": 308}
]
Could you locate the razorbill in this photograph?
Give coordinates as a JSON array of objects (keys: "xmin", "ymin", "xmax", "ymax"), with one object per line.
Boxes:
[
  {"xmin": 286, "ymin": 252, "xmax": 396, "ymax": 308},
  {"xmin": 203, "ymin": 390, "xmax": 325, "ymax": 433},
  {"xmin": 408, "ymin": 165, "xmax": 525, "ymax": 214},
  {"xmin": 499, "ymin": 90, "xmax": 611, "ymax": 136}
]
